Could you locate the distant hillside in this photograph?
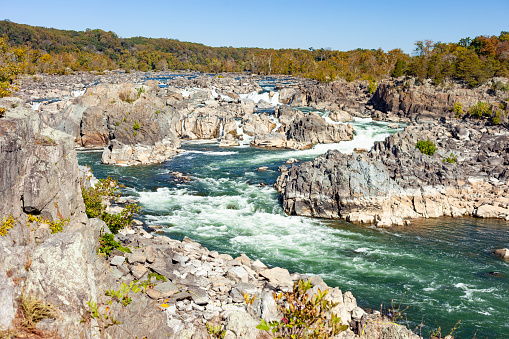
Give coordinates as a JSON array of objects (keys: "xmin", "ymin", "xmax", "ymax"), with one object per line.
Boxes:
[{"xmin": 0, "ymin": 20, "xmax": 508, "ymax": 88}]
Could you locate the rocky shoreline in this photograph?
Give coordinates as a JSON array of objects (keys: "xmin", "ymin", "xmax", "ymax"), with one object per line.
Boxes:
[
  {"xmin": 2, "ymin": 71, "xmax": 509, "ymax": 337},
  {"xmin": 275, "ymin": 121, "xmax": 509, "ymax": 226},
  {"xmin": 0, "ymin": 100, "xmax": 418, "ymax": 338}
]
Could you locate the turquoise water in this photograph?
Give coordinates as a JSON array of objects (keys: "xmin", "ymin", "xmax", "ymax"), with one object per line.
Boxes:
[{"xmin": 78, "ymin": 118, "xmax": 509, "ymax": 338}]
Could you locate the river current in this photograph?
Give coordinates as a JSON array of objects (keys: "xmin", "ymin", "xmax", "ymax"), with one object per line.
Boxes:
[{"xmin": 78, "ymin": 114, "xmax": 509, "ymax": 338}]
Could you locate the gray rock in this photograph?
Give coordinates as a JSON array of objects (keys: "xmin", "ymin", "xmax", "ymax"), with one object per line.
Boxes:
[
  {"xmin": 0, "ymin": 269, "xmax": 15, "ymax": 330},
  {"xmin": 25, "ymin": 232, "xmax": 96, "ymax": 337},
  {"xmin": 227, "ymin": 266, "xmax": 249, "ymax": 283},
  {"xmin": 154, "ymin": 281, "xmax": 179, "ymax": 297},
  {"xmin": 128, "ymin": 249, "xmax": 147, "ymax": 264},
  {"xmin": 259, "ymin": 267, "xmax": 293, "ymax": 287},
  {"xmin": 188, "ymin": 287, "xmax": 210, "ymax": 306},
  {"xmin": 131, "ymin": 263, "xmax": 149, "ymax": 280},
  {"xmin": 110, "ymin": 256, "xmax": 126, "ymax": 266},
  {"xmin": 494, "ymin": 248, "xmax": 509, "ymax": 259},
  {"xmin": 230, "ymin": 283, "xmax": 258, "ymax": 303}
]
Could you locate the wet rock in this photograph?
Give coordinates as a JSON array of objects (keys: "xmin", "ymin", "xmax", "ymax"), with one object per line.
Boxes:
[{"xmin": 494, "ymin": 248, "xmax": 509, "ymax": 260}]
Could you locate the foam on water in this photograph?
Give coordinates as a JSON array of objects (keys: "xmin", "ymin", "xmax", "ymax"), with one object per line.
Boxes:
[
  {"xmin": 239, "ymin": 91, "xmax": 280, "ymax": 106},
  {"xmin": 76, "ymin": 113, "xmax": 509, "ymax": 338}
]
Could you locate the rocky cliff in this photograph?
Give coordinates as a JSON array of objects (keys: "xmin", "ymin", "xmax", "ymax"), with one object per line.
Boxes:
[
  {"xmin": 276, "ymin": 122, "xmax": 509, "ymax": 226},
  {"xmin": 370, "ymin": 77, "xmax": 509, "ymax": 124}
]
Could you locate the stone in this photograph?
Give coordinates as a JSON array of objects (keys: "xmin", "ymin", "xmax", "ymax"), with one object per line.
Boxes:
[
  {"xmin": 24, "ymin": 232, "xmax": 95, "ymax": 337},
  {"xmin": 223, "ymin": 307, "xmax": 265, "ymax": 339},
  {"xmin": 110, "ymin": 256, "xmax": 126, "ymax": 266},
  {"xmin": 259, "ymin": 267, "xmax": 293, "ymax": 287},
  {"xmin": 131, "ymin": 263, "xmax": 149, "ymax": 280},
  {"xmin": 0, "ymin": 269, "xmax": 15, "ymax": 330},
  {"xmin": 145, "ymin": 246, "xmax": 156, "ymax": 263},
  {"xmin": 153, "ymin": 281, "xmax": 179, "ymax": 297},
  {"xmin": 494, "ymin": 248, "xmax": 509, "ymax": 259},
  {"xmin": 230, "ymin": 283, "xmax": 258, "ymax": 303},
  {"xmin": 188, "ymin": 287, "xmax": 210, "ymax": 306},
  {"xmin": 227, "ymin": 266, "xmax": 249, "ymax": 283},
  {"xmin": 251, "ymin": 259, "xmax": 268, "ymax": 272},
  {"xmin": 128, "ymin": 250, "xmax": 147, "ymax": 264}
]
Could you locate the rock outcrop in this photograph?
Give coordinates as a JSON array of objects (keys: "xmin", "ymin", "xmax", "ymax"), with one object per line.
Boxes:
[
  {"xmin": 251, "ymin": 106, "xmax": 354, "ymax": 149},
  {"xmin": 370, "ymin": 77, "xmax": 509, "ymax": 124},
  {"xmin": 276, "ymin": 122, "xmax": 509, "ymax": 226}
]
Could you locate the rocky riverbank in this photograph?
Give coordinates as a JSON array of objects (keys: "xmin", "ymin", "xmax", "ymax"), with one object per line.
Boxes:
[
  {"xmin": 24, "ymin": 72, "xmax": 358, "ymax": 165},
  {"xmin": 0, "ymin": 98, "xmax": 419, "ymax": 338},
  {"xmin": 275, "ymin": 121, "xmax": 509, "ymax": 226},
  {"xmin": 369, "ymin": 77, "xmax": 509, "ymax": 125}
]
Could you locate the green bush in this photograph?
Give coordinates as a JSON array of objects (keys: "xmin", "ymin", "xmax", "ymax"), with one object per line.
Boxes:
[
  {"xmin": 98, "ymin": 233, "xmax": 131, "ymax": 256},
  {"xmin": 256, "ymin": 279, "xmax": 347, "ymax": 338},
  {"xmin": 451, "ymin": 102, "xmax": 464, "ymax": 117},
  {"xmin": 442, "ymin": 153, "xmax": 457, "ymax": 164},
  {"xmin": 415, "ymin": 139, "xmax": 437, "ymax": 156},
  {"xmin": 492, "ymin": 110, "xmax": 504, "ymax": 125},
  {"xmin": 368, "ymin": 79, "xmax": 377, "ymax": 94},
  {"xmin": 133, "ymin": 120, "xmax": 140, "ymax": 131},
  {"xmin": 136, "ymin": 87, "xmax": 145, "ymax": 98},
  {"xmin": 468, "ymin": 102, "xmax": 492, "ymax": 119},
  {"xmin": 101, "ymin": 203, "xmax": 140, "ymax": 234},
  {"xmin": 82, "ymin": 177, "xmax": 119, "ymax": 218}
]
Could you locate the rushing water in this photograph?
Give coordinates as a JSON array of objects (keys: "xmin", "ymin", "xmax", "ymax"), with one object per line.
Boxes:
[{"xmin": 78, "ymin": 118, "xmax": 509, "ymax": 339}]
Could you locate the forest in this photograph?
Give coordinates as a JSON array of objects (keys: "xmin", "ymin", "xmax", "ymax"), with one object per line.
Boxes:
[{"xmin": 1, "ymin": 20, "xmax": 509, "ymax": 97}]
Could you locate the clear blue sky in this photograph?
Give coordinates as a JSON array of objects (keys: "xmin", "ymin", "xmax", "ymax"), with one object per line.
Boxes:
[{"xmin": 2, "ymin": 0, "xmax": 508, "ymax": 54}]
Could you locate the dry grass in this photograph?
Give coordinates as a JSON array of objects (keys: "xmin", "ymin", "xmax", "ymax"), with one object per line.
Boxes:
[{"xmin": 0, "ymin": 294, "xmax": 59, "ymax": 339}]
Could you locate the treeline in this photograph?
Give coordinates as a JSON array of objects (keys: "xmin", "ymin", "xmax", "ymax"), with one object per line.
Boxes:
[
  {"xmin": 0, "ymin": 20, "xmax": 403, "ymax": 82},
  {"xmin": 0, "ymin": 20, "xmax": 508, "ymax": 95},
  {"xmin": 395, "ymin": 33, "xmax": 509, "ymax": 86}
]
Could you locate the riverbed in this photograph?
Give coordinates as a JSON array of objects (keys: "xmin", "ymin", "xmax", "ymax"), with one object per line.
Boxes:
[{"xmin": 78, "ymin": 117, "xmax": 509, "ymax": 338}]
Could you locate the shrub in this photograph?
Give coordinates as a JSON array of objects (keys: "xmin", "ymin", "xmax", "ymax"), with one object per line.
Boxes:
[
  {"xmin": 133, "ymin": 120, "xmax": 140, "ymax": 131},
  {"xmin": 81, "ymin": 177, "xmax": 119, "ymax": 218},
  {"xmin": 468, "ymin": 101, "xmax": 492, "ymax": 119},
  {"xmin": 101, "ymin": 203, "xmax": 140, "ymax": 234},
  {"xmin": 491, "ymin": 81, "xmax": 509, "ymax": 92},
  {"xmin": 256, "ymin": 279, "xmax": 347, "ymax": 338},
  {"xmin": 98, "ymin": 233, "xmax": 131, "ymax": 256},
  {"xmin": 415, "ymin": 139, "xmax": 437, "ymax": 156},
  {"xmin": 492, "ymin": 110, "xmax": 504, "ymax": 125},
  {"xmin": 450, "ymin": 102, "xmax": 464, "ymax": 117},
  {"xmin": 119, "ymin": 90, "xmax": 134, "ymax": 103},
  {"xmin": 368, "ymin": 79, "xmax": 377, "ymax": 94},
  {"xmin": 136, "ymin": 87, "xmax": 145, "ymax": 98},
  {"xmin": 0, "ymin": 107, "xmax": 6, "ymax": 117},
  {"xmin": 442, "ymin": 153, "xmax": 457, "ymax": 164}
]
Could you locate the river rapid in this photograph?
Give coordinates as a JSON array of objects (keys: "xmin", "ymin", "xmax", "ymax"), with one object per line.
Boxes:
[{"xmin": 79, "ymin": 114, "xmax": 509, "ymax": 338}]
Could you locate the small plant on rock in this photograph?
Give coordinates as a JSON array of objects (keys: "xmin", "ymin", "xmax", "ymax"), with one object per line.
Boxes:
[
  {"xmin": 415, "ymin": 139, "xmax": 437, "ymax": 156},
  {"xmin": 20, "ymin": 294, "xmax": 57, "ymax": 329},
  {"xmin": 257, "ymin": 279, "xmax": 347, "ymax": 338},
  {"xmin": 83, "ymin": 301, "xmax": 121, "ymax": 336},
  {"xmin": 450, "ymin": 102, "xmax": 464, "ymax": 117},
  {"xmin": 136, "ymin": 87, "xmax": 146, "ymax": 98},
  {"xmin": 442, "ymin": 153, "xmax": 457, "ymax": 164},
  {"xmin": 206, "ymin": 322, "xmax": 226, "ymax": 338},
  {"xmin": 0, "ymin": 107, "xmax": 6, "ymax": 117},
  {"xmin": 368, "ymin": 79, "xmax": 377, "ymax": 94},
  {"xmin": 101, "ymin": 203, "xmax": 140, "ymax": 234},
  {"xmin": 119, "ymin": 90, "xmax": 134, "ymax": 103},
  {"xmin": 0, "ymin": 214, "xmax": 16, "ymax": 236},
  {"xmin": 133, "ymin": 120, "xmax": 140, "ymax": 131},
  {"xmin": 105, "ymin": 281, "xmax": 142, "ymax": 307},
  {"xmin": 98, "ymin": 233, "xmax": 131, "ymax": 256},
  {"xmin": 468, "ymin": 101, "xmax": 492, "ymax": 119}
]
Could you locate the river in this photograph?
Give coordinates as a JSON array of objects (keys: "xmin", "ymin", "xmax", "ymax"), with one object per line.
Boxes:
[{"xmin": 78, "ymin": 116, "xmax": 509, "ymax": 339}]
